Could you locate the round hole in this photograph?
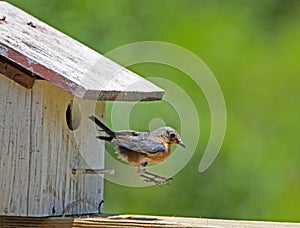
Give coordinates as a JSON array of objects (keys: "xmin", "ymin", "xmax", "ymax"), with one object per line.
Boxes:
[{"xmin": 66, "ymin": 101, "xmax": 81, "ymax": 130}]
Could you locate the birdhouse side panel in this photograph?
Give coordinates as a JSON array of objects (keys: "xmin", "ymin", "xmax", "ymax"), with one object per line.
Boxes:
[
  {"xmin": 0, "ymin": 74, "xmax": 32, "ymax": 216},
  {"xmin": 65, "ymin": 100, "xmax": 106, "ymax": 216}
]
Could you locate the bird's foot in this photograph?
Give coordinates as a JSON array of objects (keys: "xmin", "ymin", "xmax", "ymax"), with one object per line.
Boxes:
[
  {"xmin": 141, "ymin": 175, "xmax": 172, "ymax": 186},
  {"xmin": 144, "ymin": 178, "xmax": 170, "ymax": 186},
  {"xmin": 138, "ymin": 165, "xmax": 173, "ymax": 185}
]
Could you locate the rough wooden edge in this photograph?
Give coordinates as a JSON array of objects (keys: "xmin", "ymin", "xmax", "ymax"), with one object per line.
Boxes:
[{"xmin": 1, "ymin": 214, "xmax": 300, "ymax": 228}]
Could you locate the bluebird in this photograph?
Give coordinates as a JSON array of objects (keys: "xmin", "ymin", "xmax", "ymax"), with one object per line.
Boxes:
[{"xmin": 89, "ymin": 116, "xmax": 185, "ymax": 185}]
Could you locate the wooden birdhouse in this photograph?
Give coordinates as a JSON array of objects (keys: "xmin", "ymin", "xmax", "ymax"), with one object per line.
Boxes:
[{"xmin": 0, "ymin": 2, "xmax": 164, "ymax": 217}]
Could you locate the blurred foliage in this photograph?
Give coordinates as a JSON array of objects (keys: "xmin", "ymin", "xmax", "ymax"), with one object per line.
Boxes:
[{"xmin": 7, "ymin": 0, "xmax": 300, "ymax": 222}]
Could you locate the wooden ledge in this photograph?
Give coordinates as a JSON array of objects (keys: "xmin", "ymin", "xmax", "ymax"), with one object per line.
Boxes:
[{"xmin": 1, "ymin": 214, "xmax": 300, "ymax": 228}]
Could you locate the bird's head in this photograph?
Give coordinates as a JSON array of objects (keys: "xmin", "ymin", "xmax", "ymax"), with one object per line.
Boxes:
[{"xmin": 151, "ymin": 127, "xmax": 186, "ymax": 148}]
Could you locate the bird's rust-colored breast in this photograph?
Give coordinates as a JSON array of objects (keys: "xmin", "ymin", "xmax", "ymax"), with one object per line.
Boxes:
[
  {"xmin": 146, "ymin": 142, "xmax": 171, "ymax": 163},
  {"xmin": 117, "ymin": 142, "xmax": 172, "ymax": 167},
  {"xmin": 147, "ymin": 150, "xmax": 170, "ymax": 163}
]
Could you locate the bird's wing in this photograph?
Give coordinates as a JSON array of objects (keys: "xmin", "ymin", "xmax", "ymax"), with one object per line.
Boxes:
[
  {"xmin": 114, "ymin": 130, "xmax": 146, "ymax": 136},
  {"xmin": 111, "ymin": 135, "xmax": 165, "ymax": 154}
]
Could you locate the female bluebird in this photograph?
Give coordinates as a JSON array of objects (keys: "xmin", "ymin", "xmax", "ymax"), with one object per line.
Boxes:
[{"xmin": 89, "ymin": 116, "xmax": 185, "ymax": 185}]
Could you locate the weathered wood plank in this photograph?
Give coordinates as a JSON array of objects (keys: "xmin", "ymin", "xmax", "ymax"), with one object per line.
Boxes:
[
  {"xmin": 0, "ymin": 73, "xmax": 31, "ymax": 216},
  {"xmin": 1, "ymin": 215, "xmax": 300, "ymax": 228},
  {"xmin": 28, "ymin": 80, "xmax": 71, "ymax": 216},
  {"xmin": 0, "ymin": 2, "xmax": 164, "ymax": 101},
  {"xmin": 27, "ymin": 80, "xmax": 105, "ymax": 216}
]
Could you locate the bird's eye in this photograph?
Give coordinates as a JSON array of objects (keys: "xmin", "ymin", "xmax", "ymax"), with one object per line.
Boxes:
[{"xmin": 169, "ymin": 132, "xmax": 176, "ymax": 138}]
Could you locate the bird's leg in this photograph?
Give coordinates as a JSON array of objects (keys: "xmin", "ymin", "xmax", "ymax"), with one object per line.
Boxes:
[{"xmin": 137, "ymin": 162, "xmax": 172, "ymax": 185}]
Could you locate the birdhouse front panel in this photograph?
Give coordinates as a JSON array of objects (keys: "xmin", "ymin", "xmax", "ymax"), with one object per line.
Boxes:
[{"xmin": 0, "ymin": 73, "xmax": 105, "ymax": 216}]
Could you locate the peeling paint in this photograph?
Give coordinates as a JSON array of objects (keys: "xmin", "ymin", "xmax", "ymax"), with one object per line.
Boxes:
[{"xmin": 0, "ymin": 46, "xmax": 8, "ymax": 56}]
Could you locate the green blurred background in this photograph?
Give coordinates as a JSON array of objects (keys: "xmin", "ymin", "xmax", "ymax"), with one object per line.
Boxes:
[{"xmin": 7, "ymin": 0, "xmax": 300, "ymax": 222}]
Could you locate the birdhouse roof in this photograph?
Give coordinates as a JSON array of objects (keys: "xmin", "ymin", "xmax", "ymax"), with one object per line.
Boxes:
[{"xmin": 0, "ymin": 2, "xmax": 164, "ymax": 101}]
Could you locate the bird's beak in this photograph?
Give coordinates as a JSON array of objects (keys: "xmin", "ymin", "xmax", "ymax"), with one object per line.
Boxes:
[{"xmin": 178, "ymin": 141, "xmax": 186, "ymax": 148}]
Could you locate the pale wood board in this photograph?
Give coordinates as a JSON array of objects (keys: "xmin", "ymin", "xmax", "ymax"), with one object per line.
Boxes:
[{"xmin": 0, "ymin": 70, "xmax": 31, "ymax": 215}]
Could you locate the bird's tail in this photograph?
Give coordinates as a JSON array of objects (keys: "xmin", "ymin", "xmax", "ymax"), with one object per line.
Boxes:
[{"xmin": 88, "ymin": 115, "xmax": 115, "ymax": 141}]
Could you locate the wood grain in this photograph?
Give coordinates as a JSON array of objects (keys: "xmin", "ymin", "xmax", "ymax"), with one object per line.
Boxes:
[
  {"xmin": 0, "ymin": 71, "xmax": 31, "ymax": 216},
  {"xmin": 1, "ymin": 215, "xmax": 300, "ymax": 228},
  {"xmin": 0, "ymin": 73, "xmax": 105, "ymax": 216}
]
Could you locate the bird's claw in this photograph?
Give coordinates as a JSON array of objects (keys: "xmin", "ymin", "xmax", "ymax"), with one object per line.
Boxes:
[{"xmin": 138, "ymin": 168, "xmax": 173, "ymax": 185}]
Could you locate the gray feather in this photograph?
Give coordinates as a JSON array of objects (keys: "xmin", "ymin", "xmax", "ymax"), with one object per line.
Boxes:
[{"xmin": 111, "ymin": 135, "xmax": 165, "ymax": 153}]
